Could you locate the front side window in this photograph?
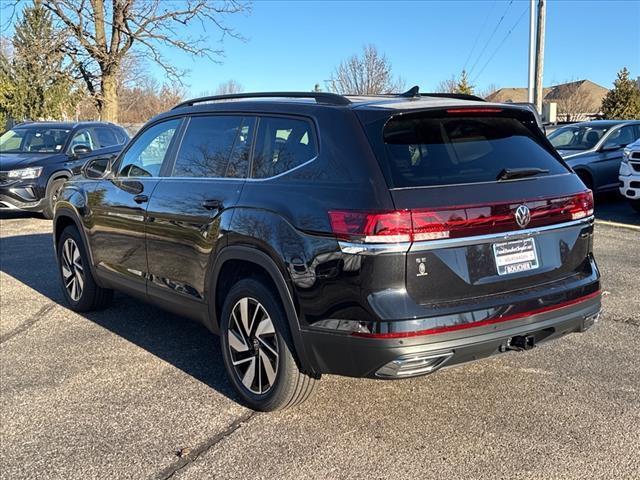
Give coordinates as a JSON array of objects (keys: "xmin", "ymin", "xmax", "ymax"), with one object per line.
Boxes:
[
  {"xmin": 0, "ymin": 127, "xmax": 70, "ymax": 153},
  {"xmin": 172, "ymin": 116, "xmax": 249, "ymax": 178},
  {"xmin": 603, "ymin": 125, "xmax": 638, "ymax": 149},
  {"xmin": 118, "ymin": 119, "xmax": 180, "ymax": 177},
  {"xmin": 548, "ymin": 125, "xmax": 609, "ymax": 151},
  {"xmin": 252, "ymin": 117, "xmax": 317, "ymax": 179},
  {"xmin": 69, "ymin": 130, "xmax": 94, "ymax": 151}
]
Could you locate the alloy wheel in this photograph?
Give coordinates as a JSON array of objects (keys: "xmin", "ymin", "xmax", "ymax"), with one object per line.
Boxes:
[
  {"xmin": 61, "ymin": 238, "xmax": 84, "ymax": 301},
  {"xmin": 227, "ymin": 297, "xmax": 279, "ymax": 394}
]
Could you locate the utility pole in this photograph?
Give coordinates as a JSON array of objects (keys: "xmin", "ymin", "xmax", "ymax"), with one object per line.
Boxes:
[
  {"xmin": 527, "ymin": 0, "xmax": 535, "ymax": 103},
  {"xmin": 534, "ymin": 0, "xmax": 546, "ymax": 113}
]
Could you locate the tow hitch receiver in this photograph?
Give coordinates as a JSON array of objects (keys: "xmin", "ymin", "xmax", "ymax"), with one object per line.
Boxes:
[{"xmin": 501, "ymin": 335, "xmax": 536, "ymax": 352}]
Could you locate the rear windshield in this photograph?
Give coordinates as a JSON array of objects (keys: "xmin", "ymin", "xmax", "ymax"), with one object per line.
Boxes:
[{"xmin": 373, "ymin": 111, "xmax": 567, "ymax": 188}]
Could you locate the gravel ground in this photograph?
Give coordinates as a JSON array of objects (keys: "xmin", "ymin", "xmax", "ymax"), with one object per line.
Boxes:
[{"xmin": 1, "ymin": 210, "xmax": 638, "ymax": 480}]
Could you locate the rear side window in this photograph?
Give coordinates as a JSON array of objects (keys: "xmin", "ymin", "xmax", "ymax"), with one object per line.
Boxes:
[
  {"xmin": 93, "ymin": 127, "xmax": 120, "ymax": 148},
  {"xmin": 377, "ymin": 112, "xmax": 567, "ymax": 188},
  {"xmin": 252, "ymin": 117, "xmax": 317, "ymax": 179},
  {"xmin": 173, "ymin": 116, "xmax": 251, "ymax": 178}
]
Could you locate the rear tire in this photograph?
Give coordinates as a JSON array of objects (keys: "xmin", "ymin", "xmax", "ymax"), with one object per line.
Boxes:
[
  {"xmin": 219, "ymin": 278, "xmax": 316, "ymax": 411},
  {"xmin": 630, "ymin": 199, "xmax": 640, "ymax": 213},
  {"xmin": 57, "ymin": 225, "xmax": 113, "ymax": 311},
  {"xmin": 42, "ymin": 177, "xmax": 67, "ymax": 220}
]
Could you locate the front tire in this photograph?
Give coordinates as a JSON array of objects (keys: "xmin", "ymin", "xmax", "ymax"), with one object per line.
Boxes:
[
  {"xmin": 220, "ymin": 278, "xmax": 316, "ymax": 411},
  {"xmin": 57, "ymin": 226, "xmax": 113, "ymax": 311},
  {"xmin": 630, "ymin": 199, "xmax": 640, "ymax": 213}
]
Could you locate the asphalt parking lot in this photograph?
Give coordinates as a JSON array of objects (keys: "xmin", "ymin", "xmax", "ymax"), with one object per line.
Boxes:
[{"xmin": 1, "ymin": 202, "xmax": 639, "ymax": 480}]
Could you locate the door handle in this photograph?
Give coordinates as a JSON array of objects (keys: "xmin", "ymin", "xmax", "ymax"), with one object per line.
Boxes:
[
  {"xmin": 202, "ymin": 199, "xmax": 223, "ymax": 211},
  {"xmin": 133, "ymin": 194, "xmax": 149, "ymax": 204}
]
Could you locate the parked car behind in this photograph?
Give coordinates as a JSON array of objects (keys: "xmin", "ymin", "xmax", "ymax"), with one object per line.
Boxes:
[
  {"xmin": 619, "ymin": 138, "xmax": 640, "ymax": 212},
  {"xmin": 547, "ymin": 120, "xmax": 640, "ymax": 193},
  {"xmin": 0, "ymin": 121, "xmax": 129, "ymax": 218},
  {"xmin": 53, "ymin": 90, "xmax": 601, "ymax": 411}
]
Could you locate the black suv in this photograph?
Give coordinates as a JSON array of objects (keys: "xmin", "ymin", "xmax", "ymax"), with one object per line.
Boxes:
[
  {"xmin": 53, "ymin": 90, "xmax": 601, "ymax": 411},
  {"xmin": 0, "ymin": 121, "xmax": 129, "ymax": 218}
]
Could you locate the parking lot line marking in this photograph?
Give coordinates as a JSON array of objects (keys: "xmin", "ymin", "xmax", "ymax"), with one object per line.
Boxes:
[{"xmin": 595, "ymin": 219, "xmax": 640, "ymax": 231}]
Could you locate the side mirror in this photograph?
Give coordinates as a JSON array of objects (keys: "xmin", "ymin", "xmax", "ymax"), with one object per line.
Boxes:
[
  {"xmin": 72, "ymin": 144, "xmax": 92, "ymax": 157},
  {"xmin": 83, "ymin": 157, "xmax": 111, "ymax": 179},
  {"xmin": 600, "ymin": 143, "xmax": 622, "ymax": 152}
]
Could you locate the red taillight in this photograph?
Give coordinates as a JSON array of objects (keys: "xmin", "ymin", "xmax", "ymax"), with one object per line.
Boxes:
[
  {"xmin": 328, "ymin": 210, "xmax": 412, "ymax": 243},
  {"xmin": 329, "ymin": 191, "xmax": 593, "ymax": 244}
]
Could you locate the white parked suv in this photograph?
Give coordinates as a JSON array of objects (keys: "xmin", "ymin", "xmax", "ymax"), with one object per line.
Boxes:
[{"xmin": 619, "ymin": 138, "xmax": 640, "ymax": 212}]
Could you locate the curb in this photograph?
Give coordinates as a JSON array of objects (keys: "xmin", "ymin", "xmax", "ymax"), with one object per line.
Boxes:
[{"xmin": 594, "ymin": 219, "xmax": 640, "ymax": 231}]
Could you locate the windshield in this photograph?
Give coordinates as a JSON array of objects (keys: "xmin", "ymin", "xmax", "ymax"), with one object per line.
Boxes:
[
  {"xmin": 0, "ymin": 127, "xmax": 71, "ymax": 153},
  {"xmin": 548, "ymin": 125, "xmax": 609, "ymax": 151}
]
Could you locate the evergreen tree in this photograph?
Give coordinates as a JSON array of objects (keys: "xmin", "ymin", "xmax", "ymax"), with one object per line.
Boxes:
[
  {"xmin": 455, "ymin": 70, "xmax": 474, "ymax": 95},
  {"xmin": 601, "ymin": 67, "xmax": 640, "ymax": 120},
  {"xmin": 4, "ymin": 0, "xmax": 78, "ymax": 121}
]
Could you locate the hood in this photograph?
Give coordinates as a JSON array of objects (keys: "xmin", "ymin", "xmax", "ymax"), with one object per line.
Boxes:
[{"xmin": 0, "ymin": 152, "xmax": 62, "ymax": 170}]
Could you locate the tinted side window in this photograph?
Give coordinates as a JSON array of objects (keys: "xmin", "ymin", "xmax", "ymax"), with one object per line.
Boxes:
[
  {"xmin": 172, "ymin": 116, "xmax": 245, "ymax": 178},
  {"xmin": 252, "ymin": 117, "xmax": 317, "ymax": 179},
  {"xmin": 118, "ymin": 119, "xmax": 180, "ymax": 178},
  {"xmin": 93, "ymin": 127, "xmax": 119, "ymax": 148}
]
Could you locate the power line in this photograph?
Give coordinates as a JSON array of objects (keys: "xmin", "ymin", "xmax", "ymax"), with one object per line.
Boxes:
[
  {"xmin": 468, "ymin": 0, "xmax": 514, "ymax": 78},
  {"xmin": 462, "ymin": 0, "xmax": 497, "ymax": 73},
  {"xmin": 472, "ymin": 4, "xmax": 529, "ymax": 84}
]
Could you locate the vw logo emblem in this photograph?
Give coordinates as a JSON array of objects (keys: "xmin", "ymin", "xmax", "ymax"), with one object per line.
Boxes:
[{"xmin": 515, "ymin": 205, "xmax": 531, "ymax": 228}]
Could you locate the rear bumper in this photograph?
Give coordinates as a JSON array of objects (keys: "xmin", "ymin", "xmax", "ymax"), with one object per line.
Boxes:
[{"xmin": 301, "ymin": 291, "xmax": 601, "ymax": 378}]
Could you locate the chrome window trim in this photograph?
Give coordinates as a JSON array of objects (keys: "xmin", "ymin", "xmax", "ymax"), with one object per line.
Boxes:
[{"xmin": 337, "ymin": 216, "xmax": 594, "ymax": 255}]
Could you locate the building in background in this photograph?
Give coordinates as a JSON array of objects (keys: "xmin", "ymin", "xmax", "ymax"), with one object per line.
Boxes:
[{"xmin": 487, "ymin": 80, "xmax": 608, "ymax": 122}]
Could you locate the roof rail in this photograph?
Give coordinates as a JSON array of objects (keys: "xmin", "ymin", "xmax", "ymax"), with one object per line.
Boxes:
[{"xmin": 172, "ymin": 91, "xmax": 351, "ymax": 110}]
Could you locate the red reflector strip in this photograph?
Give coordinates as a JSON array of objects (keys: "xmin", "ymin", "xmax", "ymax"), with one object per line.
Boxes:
[
  {"xmin": 352, "ymin": 290, "xmax": 601, "ymax": 339},
  {"xmin": 446, "ymin": 108, "xmax": 503, "ymax": 114}
]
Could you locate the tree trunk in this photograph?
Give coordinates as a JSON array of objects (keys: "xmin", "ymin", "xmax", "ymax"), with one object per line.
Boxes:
[{"xmin": 100, "ymin": 71, "xmax": 118, "ymax": 122}]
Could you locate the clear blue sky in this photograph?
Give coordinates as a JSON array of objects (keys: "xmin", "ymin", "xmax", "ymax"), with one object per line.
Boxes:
[
  {"xmin": 159, "ymin": 0, "xmax": 640, "ymax": 96},
  {"xmin": 3, "ymin": 0, "xmax": 639, "ymax": 95}
]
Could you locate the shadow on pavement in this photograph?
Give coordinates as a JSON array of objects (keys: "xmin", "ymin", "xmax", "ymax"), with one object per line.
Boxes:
[
  {"xmin": 594, "ymin": 192, "xmax": 639, "ymax": 226},
  {"xmin": 0, "ymin": 232, "xmax": 238, "ymax": 403}
]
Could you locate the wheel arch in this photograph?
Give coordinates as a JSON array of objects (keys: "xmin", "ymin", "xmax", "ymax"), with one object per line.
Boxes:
[
  {"xmin": 209, "ymin": 246, "xmax": 318, "ymax": 375},
  {"xmin": 573, "ymin": 166, "xmax": 595, "ymax": 191}
]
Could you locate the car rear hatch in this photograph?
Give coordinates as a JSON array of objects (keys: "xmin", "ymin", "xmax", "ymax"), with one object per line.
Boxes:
[{"xmin": 356, "ymin": 105, "xmax": 596, "ymax": 309}]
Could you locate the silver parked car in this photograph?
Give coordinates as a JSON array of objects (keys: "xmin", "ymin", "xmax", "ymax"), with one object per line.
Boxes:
[{"xmin": 548, "ymin": 120, "xmax": 640, "ymax": 193}]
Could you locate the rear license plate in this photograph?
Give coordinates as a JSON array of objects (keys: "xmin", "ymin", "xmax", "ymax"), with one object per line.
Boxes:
[{"xmin": 493, "ymin": 238, "xmax": 539, "ymax": 276}]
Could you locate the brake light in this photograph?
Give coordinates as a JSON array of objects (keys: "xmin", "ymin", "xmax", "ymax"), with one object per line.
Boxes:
[
  {"xmin": 328, "ymin": 210, "xmax": 412, "ymax": 243},
  {"xmin": 329, "ymin": 191, "xmax": 593, "ymax": 244},
  {"xmin": 446, "ymin": 108, "xmax": 503, "ymax": 115}
]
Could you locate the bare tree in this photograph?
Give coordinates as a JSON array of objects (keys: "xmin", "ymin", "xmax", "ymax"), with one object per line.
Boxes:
[
  {"xmin": 215, "ymin": 79, "xmax": 244, "ymax": 95},
  {"xmin": 476, "ymin": 83, "xmax": 500, "ymax": 99},
  {"xmin": 554, "ymin": 80, "xmax": 595, "ymax": 122},
  {"xmin": 435, "ymin": 75, "xmax": 457, "ymax": 94},
  {"xmin": 326, "ymin": 45, "xmax": 405, "ymax": 95},
  {"xmin": 28, "ymin": 0, "xmax": 249, "ymax": 122}
]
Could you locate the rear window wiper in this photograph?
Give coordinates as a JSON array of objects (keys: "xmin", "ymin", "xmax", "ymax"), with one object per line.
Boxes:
[{"xmin": 497, "ymin": 167, "xmax": 549, "ymax": 181}]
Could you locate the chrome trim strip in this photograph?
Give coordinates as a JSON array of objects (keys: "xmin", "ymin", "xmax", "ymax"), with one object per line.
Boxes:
[
  {"xmin": 338, "ymin": 241, "xmax": 411, "ymax": 255},
  {"xmin": 337, "ymin": 217, "xmax": 593, "ymax": 255},
  {"xmin": 410, "ymin": 216, "xmax": 594, "ymax": 252}
]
